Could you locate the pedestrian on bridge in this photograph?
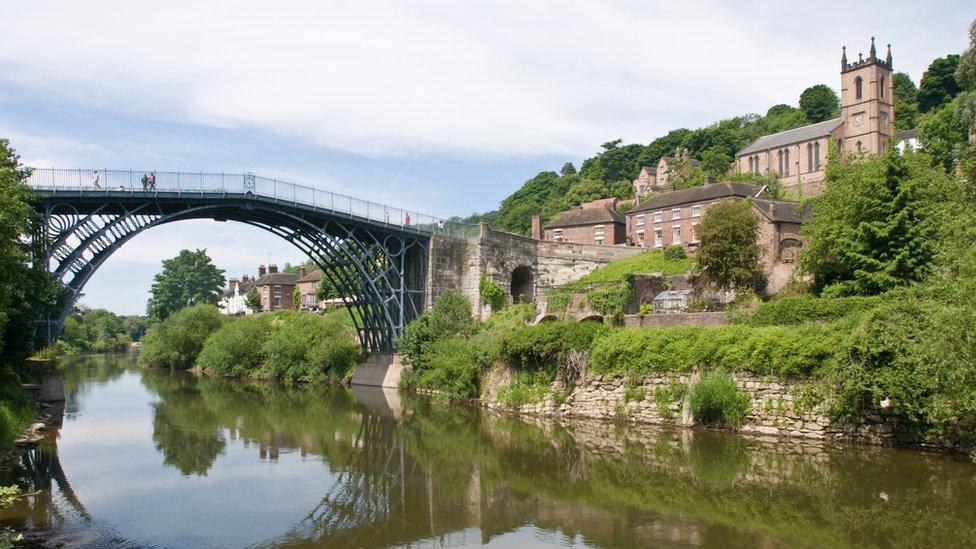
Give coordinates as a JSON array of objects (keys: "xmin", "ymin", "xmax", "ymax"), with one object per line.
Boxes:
[
  {"xmin": 91, "ymin": 170, "xmax": 101, "ymax": 188},
  {"xmin": 141, "ymin": 173, "xmax": 149, "ymax": 190},
  {"xmin": 149, "ymin": 172, "xmax": 157, "ymax": 190}
]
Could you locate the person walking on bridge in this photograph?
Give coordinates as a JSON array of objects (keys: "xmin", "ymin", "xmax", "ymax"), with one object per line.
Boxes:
[
  {"xmin": 149, "ymin": 172, "xmax": 157, "ymax": 190},
  {"xmin": 91, "ymin": 170, "xmax": 101, "ymax": 188},
  {"xmin": 141, "ymin": 173, "xmax": 149, "ymax": 190}
]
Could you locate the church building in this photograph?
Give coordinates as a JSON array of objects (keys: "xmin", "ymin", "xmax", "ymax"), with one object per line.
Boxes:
[{"xmin": 736, "ymin": 38, "xmax": 895, "ymax": 195}]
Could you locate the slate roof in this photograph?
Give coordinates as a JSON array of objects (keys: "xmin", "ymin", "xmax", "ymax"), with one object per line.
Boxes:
[
  {"xmin": 752, "ymin": 198, "xmax": 807, "ymax": 224},
  {"xmin": 895, "ymin": 128, "xmax": 919, "ymax": 140},
  {"xmin": 297, "ymin": 269, "xmax": 323, "ymax": 283},
  {"xmin": 629, "ymin": 182, "xmax": 764, "ymax": 214},
  {"xmin": 737, "ymin": 118, "xmax": 843, "ymax": 156},
  {"xmin": 253, "ymin": 272, "xmax": 300, "ymax": 286},
  {"xmin": 544, "ymin": 206, "xmax": 625, "ymax": 229}
]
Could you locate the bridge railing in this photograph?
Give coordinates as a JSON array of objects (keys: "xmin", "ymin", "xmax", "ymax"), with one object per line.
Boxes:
[{"xmin": 25, "ymin": 168, "xmax": 479, "ymax": 238}]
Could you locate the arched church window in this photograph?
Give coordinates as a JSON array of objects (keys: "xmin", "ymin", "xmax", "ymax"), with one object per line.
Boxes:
[
  {"xmin": 814, "ymin": 142, "xmax": 821, "ymax": 169},
  {"xmin": 855, "ymin": 76, "xmax": 863, "ymax": 100},
  {"xmin": 754, "ymin": 155, "xmax": 760, "ymax": 173},
  {"xmin": 748, "ymin": 156, "xmax": 754, "ymax": 173},
  {"xmin": 880, "ymin": 75, "xmax": 886, "ymax": 98},
  {"xmin": 777, "ymin": 150, "xmax": 783, "ymax": 175},
  {"xmin": 807, "ymin": 143, "xmax": 813, "ymax": 172},
  {"xmin": 783, "ymin": 148, "xmax": 790, "ymax": 175},
  {"xmin": 856, "ymin": 140, "xmax": 863, "ymax": 152}
]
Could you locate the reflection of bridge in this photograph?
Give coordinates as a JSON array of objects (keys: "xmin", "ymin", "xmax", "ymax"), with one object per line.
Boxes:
[{"xmin": 27, "ymin": 168, "xmax": 474, "ymax": 351}]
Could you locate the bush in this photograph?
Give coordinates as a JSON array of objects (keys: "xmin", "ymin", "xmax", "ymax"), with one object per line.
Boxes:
[
  {"xmin": 589, "ymin": 323, "xmax": 846, "ymax": 378},
  {"xmin": 499, "ymin": 321, "xmax": 608, "ymax": 370},
  {"xmin": 196, "ymin": 314, "xmax": 272, "ymax": 377},
  {"xmin": 663, "ymin": 244, "xmax": 687, "ymax": 261},
  {"xmin": 497, "ymin": 369, "xmax": 552, "ymax": 407},
  {"xmin": 139, "ymin": 304, "xmax": 225, "ymax": 370},
  {"xmin": 396, "ymin": 290, "xmax": 475, "ymax": 364},
  {"xmin": 0, "ymin": 383, "xmax": 33, "ymax": 446},
  {"xmin": 480, "ymin": 273, "xmax": 506, "ymax": 311},
  {"xmin": 256, "ymin": 312, "xmax": 360, "ymax": 382},
  {"xmin": 407, "ymin": 337, "xmax": 482, "ymax": 399},
  {"xmin": 732, "ymin": 295, "xmax": 883, "ymax": 326},
  {"xmin": 689, "ymin": 369, "xmax": 751, "ymax": 426}
]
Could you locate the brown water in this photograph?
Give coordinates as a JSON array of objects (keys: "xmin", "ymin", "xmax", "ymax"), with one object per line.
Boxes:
[{"xmin": 1, "ymin": 353, "xmax": 975, "ymax": 548}]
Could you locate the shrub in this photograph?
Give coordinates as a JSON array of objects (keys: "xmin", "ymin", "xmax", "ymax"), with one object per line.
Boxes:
[
  {"xmin": 139, "ymin": 304, "xmax": 225, "ymax": 370},
  {"xmin": 0, "ymin": 384, "xmax": 33, "ymax": 446},
  {"xmin": 396, "ymin": 290, "xmax": 475, "ymax": 363},
  {"xmin": 408, "ymin": 337, "xmax": 482, "ymax": 399},
  {"xmin": 499, "ymin": 321, "xmax": 608, "ymax": 370},
  {"xmin": 653, "ymin": 382, "xmax": 688, "ymax": 419},
  {"xmin": 497, "ymin": 369, "xmax": 553, "ymax": 407},
  {"xmin": 480, "ymin": 273, "xmax": 506, "ymax": 311},
  {"xmin": 196, "ymin": 314, "xmax": 273, "ymax": 377},
  {"xmin": 689, "ymin": 369, "xmax": 751, "ymax": 426},
  {"xmin": 256, "ymin": 312, "xmax": 360, "ymax": 383},
  {"xmin": 732, "ymin": 295, "xmax": 883, "ymax": 326},
  {"xmin": 637, "ymin": 303, "xmax": 653, "ymax": 316},
  {"xmin": 663, "ymin": 244, "xmax": 687, "ymax": 261}
]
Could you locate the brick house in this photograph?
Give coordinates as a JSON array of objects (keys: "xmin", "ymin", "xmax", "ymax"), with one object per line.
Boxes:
[
  {"xmin": 625, "ymin": 181, "xmax": 805, "ymax": 292},
  {"xmin": 542, "ymin": 198, "xmax": 626, "ymax": 246},
  {"xmin": 296, "ymin": 267, "xmax": 324, "ymax": 311},
  {"xmin": 252, "ymin": 264, "xmax": 299, "ymax": 312},
  {"xmin": 633, "ymin": 148, "xmax": 700, "ymax": 197}
]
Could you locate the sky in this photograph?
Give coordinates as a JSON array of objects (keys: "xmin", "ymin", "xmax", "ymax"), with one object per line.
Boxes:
[{"xmin": 1, "ymin": 1, "xmax": 972, "ymax": 314}]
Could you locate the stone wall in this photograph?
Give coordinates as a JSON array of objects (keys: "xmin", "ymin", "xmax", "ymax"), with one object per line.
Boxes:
[{"xmin": 482, "ymin": 365, "xmax": 945, "ymax": 451}]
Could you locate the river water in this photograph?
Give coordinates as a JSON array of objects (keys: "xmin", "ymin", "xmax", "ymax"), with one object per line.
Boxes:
[{"xmin": 1, "ymin": 354, "xmax": 975, "ymax": 548}]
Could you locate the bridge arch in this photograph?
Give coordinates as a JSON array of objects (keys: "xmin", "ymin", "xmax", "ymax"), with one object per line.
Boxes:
[{"xmin": 28, "ymin": 170, "xmax": 456, "ymax": 352}]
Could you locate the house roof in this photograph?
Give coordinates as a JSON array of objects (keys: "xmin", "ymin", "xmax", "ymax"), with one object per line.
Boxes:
[
  {"xmin": 639, "ymin": 166, "xmax": 657, "ymax": 175},
  {"xmin": 253, "ymin": 272, "xmax": 300, "ymax": 286},
  {"xmin": 895, "ymin": 128, "xmax": 919, "ymax": 140},
  {"xmin": 737, "ymin": 118, "xmax": 842, "ymax": 156},
  {"xmin": 752, "ymin": 198, "xmax": 807, "ymax": 224},
  {"xmin": 629, "ymin": 182, "xmax": 764, "ymax": 214},
  {"xmin": 544, "ymin": 206, "xmax": 624, "ymax": 229},
  {"xmin": 297, "ymin": 269, "xmax": 323, "ymax": 283}
]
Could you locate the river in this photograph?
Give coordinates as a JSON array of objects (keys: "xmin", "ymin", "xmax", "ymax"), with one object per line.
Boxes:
[{"xmin": 1, "ymin": 353, "xmax": 975, "ymax": 548}]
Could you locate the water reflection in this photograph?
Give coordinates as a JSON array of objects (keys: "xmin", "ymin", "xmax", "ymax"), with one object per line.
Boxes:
[{"xmin": 1, "ymin": 354, "xmax": 975, "ymax": 548}]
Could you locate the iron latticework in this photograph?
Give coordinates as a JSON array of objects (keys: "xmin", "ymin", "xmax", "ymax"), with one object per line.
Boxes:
[{"xmin": 27, "ymin": 169, "xmax": 473, "ymax": 351}]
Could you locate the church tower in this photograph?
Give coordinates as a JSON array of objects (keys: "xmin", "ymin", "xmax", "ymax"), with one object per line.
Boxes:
[{"xmin": 839, "ymin": 38, "xmax": 894, "ymax": 155}]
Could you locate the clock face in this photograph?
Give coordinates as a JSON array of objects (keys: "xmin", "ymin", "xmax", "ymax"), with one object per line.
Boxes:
[{"xmin": 854, "ymin": 114, "xmax": 864, "ymax": 126}]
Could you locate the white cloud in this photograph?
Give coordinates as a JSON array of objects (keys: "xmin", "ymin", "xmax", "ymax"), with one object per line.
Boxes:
[{"xmin": 3, "ymin": 1, "xmax": 967, "ymax": 160}]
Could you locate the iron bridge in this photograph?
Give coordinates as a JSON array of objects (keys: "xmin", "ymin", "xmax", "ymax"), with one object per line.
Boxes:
[{"xmin": 27, "ymin": 168, "xmax": 474, "ymax": 352}]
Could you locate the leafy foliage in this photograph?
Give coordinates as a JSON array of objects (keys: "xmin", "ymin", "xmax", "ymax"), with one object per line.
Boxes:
[
  {"xmin": 695, "ymin": 199, "xmax": 761, "ymax": 290},
  {"xmin": 730, "ymin": 295, "xmax": 882, "ymax": 326},
  {"xmin": 395, "ymin": 290, "xmax": 475, "ymax": 366},
  {"xmin": 0, "ymin": 382, "xmax": 33, "ymax": 447},
  {"xmin": 479, "ymin": 273, "xmax": 505, "ymax": 311},
  {"xmin": 662, "ymin": 244, "xmax": 687, "ymax": 261},
  {"xmin": 498, "ymin": 321, "xmax": 608, "ymax": 370},
  {"xmin": 689, "ymin": 369, "xmax": 751, "ymax": 426},
  {"xmin": 799, "ymin": 84, "xmax": 840, "ymax": 123},
  {"xmin": 917, "ymin": 55, "xmax": 961, "ymax": 113},
  {"xmin": 245, "ymin": 287, "xmax": 263, "ymax": 312},
  {"xmin": 139, "ymin": 304, "xmax": 226, "ymax": 370},
  {"xmin": 919, "ymin": 99, "xmax": 970, "ymax": 172},
  {"xmin": 147, "ymin": 249, "xmax": 225, "ymax": 320},
  {"xmin": 893, "ymin": 72, "xmax": 919, "ymax": 131},
  {"xmin": 58, "ymin": 307, "xmax": 143, "ymax": 354},
  {"xmin": 801, "ymin": 149, "xmax": 946, "ymax": 296}
]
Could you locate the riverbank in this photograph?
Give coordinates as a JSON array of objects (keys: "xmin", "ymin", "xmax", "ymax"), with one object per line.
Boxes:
[{"xmin": 0, "ymin": 373, "xmax": 65, "ymax": 468}]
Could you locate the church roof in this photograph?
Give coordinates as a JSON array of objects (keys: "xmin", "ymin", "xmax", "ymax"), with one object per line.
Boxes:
[
  {"xmin": 738, "ymin": 118, "xmax": 842, "ymax": 156},
  {"xmin": 544, "ymin": 206, "xmax": 624, "ymax": 229},
  {"xmin": 752, "ymin": 198, "xmax": 807, "ymax": 224}
]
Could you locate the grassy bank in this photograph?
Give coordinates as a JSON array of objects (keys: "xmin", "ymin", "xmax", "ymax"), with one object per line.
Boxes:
[
  {"xmin": 0, "ymin": 383, "xmax": 33, "ymax": 447},
  {"xmin": 398, "ymin": 289, "xmax": 976, "ymax": 446},
  {"xmin": 139, "ymin": 304, "xmax": 360, "ymax": 383}
]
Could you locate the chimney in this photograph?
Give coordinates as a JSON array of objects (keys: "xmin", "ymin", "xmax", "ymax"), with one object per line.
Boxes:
[
  {"xmin": 531, "ymin": 215, "xmax": 542, "ymax": 240},
  {"xmin": 268, "ymin": 264, "xmax": 278, "ymax": 274},
  {"xmin": 228, "ymin": 278, "xmax": 238, "ymax": 293},
  {"xmin": 258, "ymin": 265, "xmax": 267, "ymax": 277},
  {"xmin": 299, "ymin": 266, "xmax": 307, "ymax": 277}
]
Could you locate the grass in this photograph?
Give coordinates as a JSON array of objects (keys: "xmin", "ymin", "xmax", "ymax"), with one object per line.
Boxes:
[
  {"xmin": 0, "ymin": 383, "xmax": 34, "ymax": 446},
  {"xmin": 572, "ymin": 249, "xmax": 694, "ymax": 284}
]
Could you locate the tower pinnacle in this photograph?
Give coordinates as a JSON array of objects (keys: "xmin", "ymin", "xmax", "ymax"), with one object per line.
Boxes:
[
  {"xmin": 841, "ymin": 45, "xmax": 848, "ymax": 68},
  {"xmin": 870, "ymin": 36, "xmax": 877, "ymax": 59},
  {"xmin": 886, "ymin": 44, "xmax": 892, "ymax": 68}
]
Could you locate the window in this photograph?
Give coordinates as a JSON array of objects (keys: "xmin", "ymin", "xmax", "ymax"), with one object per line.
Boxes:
[
  {"xmin": 748, "ymin": 156, "xmax": 754, "ymax": 173},
  {"xmin": 672, "ymin": 225, "xmax": 681, "ymax": 244},
  {"xmin": 595, "ymin": 238, "xmax": 604, "ymax": 245},
  {"xmin": 594, "ymin": 224, "xmax": 605, "ymax": 245},
  {"xmin": 855, "ymin": 76, "xmax": 863, "ymax": 99},
  {"xmin": 653, "ymin": 211, "xmax": 663, "ymax": 223},
  {"xmin": 273, "ymin": 285, "xmax": 282, "ymax": 309},
  {"xmin": 880, "ymin": 75, "xmax": 886, "ymax": 98},
  {"xmin": 777, "ymin": 150, "xmax": 783, "ymax": 175},
  {"xmin": 807, "ymin": 143, "xmax": 813, "ymax": 172},
  {"xmin": 553, "ymin": 228, "xmax": 563, "ymax": 241},
  {"xmin": 636, "ymin": 230, "xmax": 645, "ymax": 246},
  {"xmin": 783, "ymin": 148, "xmax": 790, "ymax": 175},
  {"xmin": 635, "ymin": 214, "xmax": 645, "ymax": 227},
  {"xmin": 691, "ymin": 222, "xmax": 699, "ymax": 243},
  {"xmin": 653, "ymin": 228, "xmax": 662, "ymax": 248},
  {"xmin": 753, "ymin": 155, "xmax": 760, "ymax": 173},
  {"xmin": 814, "ymin": 142, "xmax": 821, "ymax": 169},
  {"xmin": 691, "ymin": 205, "xmax": 701, "ymax": 217},
  {"xmin": 671, "ymin": 208, "xmax": 681, "ymax": 220},
  {"xmin": 856, "ymin": 140, "xmax": 863, "ymax": 152}
]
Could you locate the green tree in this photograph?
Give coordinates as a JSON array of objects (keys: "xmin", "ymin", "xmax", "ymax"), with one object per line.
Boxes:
[
  {"xmin": 700, "ymin": 145, "xmax": 732, "ymax": 177},
  {"xmin": 579, "ymin": 139, "xmax": 646, "ymax": 183},
  {"xmin": 695, "ymin": 200, "xmax": 762, "ymax": 290},
  {"xmin": 765, "ymin": 104, "xmax": 796, "ymax": 118},
  {"xmin": 292, "ymin": 286, "xmax": 301, "ymax": 310},
  {"xmin": 139, "ymin": 303, "xmax": 226, "ymax": 369},
  {"xmin": 560, "ymin": 162, "xmax": 577, "ymax": 177},
  {"xmin": 918, "ymin": 55, "xmax": 962, "ymax": 113},
  {"xmin": 893, "ymin": 72, "xmax": 919, "ymax": 131},
  {"xmin": 0, "ymin": 139, "xmax": 62, "ymax": 368},
  {"xmin": 245, "ymin": 287, "xmax": 263, "ymax": 312},
  {"xmin": 919, "ymin": 99, "xmax": 969, "ymax": 172},
  {"xmin": 147, "ymin": 249, "xmax": 225, "ymax": 320},
  {"xmin": 800, "ymin": 148, "xmax": 944, "ymax": 296},
  {"xmin": 799, "ymin": 84, "xmax": 840, "ymax": 123}
]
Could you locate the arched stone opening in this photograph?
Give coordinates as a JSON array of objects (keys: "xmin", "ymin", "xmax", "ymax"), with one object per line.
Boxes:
[
  {"xmin": 510, "ymin": 265, "xmax": 534, "ymax": 303},
  {"xmin": 580, "ymin": 315, "xmax": 604, "ymax": 323}
]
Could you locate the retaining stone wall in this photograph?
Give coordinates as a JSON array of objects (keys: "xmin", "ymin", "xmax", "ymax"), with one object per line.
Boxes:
[{"xmin": 623, "ymin": 312, "xmax": 728, "ymax": 328}]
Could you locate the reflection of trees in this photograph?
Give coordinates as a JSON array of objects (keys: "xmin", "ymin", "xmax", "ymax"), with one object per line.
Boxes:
[{"xmin": 59, "ymin": 353, "xmax": 135, "ymax": 416}]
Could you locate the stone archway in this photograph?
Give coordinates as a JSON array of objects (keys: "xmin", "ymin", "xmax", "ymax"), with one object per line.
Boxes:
[{"xmin": 510, "ymin": 265, "xmax": 534, "ymax": 303}]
